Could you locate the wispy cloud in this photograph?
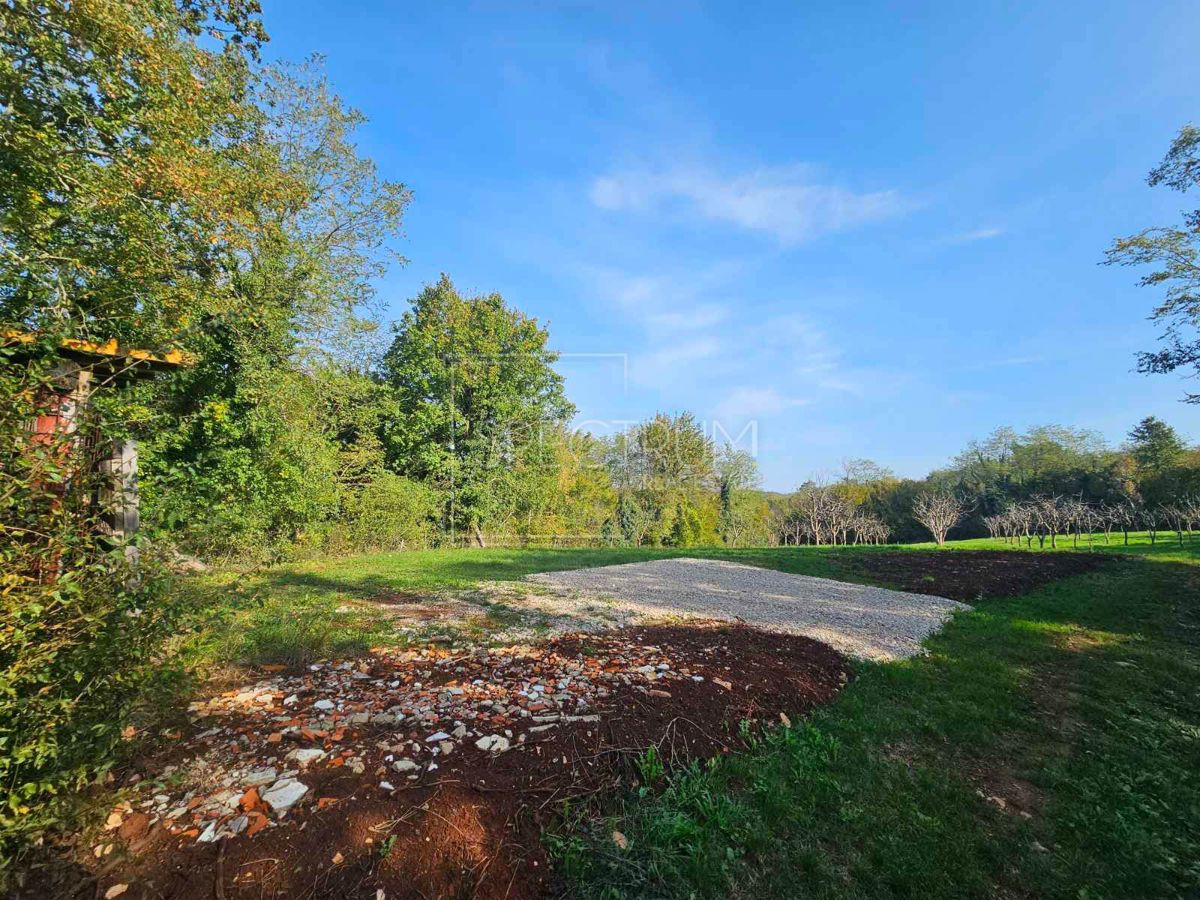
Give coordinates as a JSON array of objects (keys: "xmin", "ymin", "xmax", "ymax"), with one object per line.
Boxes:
[
  {"xmin": 943, "ymin": 226, "xmax": 1004, "ymax": 244},
  {"xmin": 631, "ymin": 337, "xmax": 721, "ymax": 386},
  {"xmin": 591, "ymin": 264, "xmax": 739, "ymax": 333},
  {"xmin": 967, "ymin": 353, "xmax": 1044, "ymax": 370},
  {"xmin": 590, "ymin": 163, "xmax": 905, "ymax": 244},
  {"xmin": 714, "ymin": 386, "xmax": 810, "ymax": 418}
]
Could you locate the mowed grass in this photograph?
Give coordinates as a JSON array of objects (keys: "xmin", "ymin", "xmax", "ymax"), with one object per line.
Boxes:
[
  {"xmin": 179, "ymin": 537, "xmax": 1200, "ymax": 897},
  {"xmin": 183, "ymin": 545, "xmax": 859, "ymax": 666},
  {"xmin": 548, "ymin": 546, "xmax": 1200, "ymax": 898},
  {"xmin": 940, "ymin": 529, "xmax": 1200, "ymax": 563},
  {"xmin": 186, "ymin": 531, "xmax": 1195, "ymax": 664},
  {"xmin": 188, "ymin": 532, "xmax": 1196, "ymax": 668}
]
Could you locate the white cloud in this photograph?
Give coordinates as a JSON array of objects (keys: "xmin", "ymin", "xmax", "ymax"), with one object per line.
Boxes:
[
  {"xmin": 591, "ymin": 265, "xmax": 738, "ymax": 333},
  {"xmin": 590, "ymin": 163, "xmax": 905, "ymax": 244},
  {"xmin": 714, "ymin": 386, "xmax": 810, "ymax": 419},
  {"xmin": 943, "ymin": 226, "xmax": 1003, "ymax": 244},
  {"xmin": 630, "ymin": 337, "xmax": 721, "ymax": 387},
  {"xmin": 575, "ymin": 260, "xmax": 905, "ymax": 421},
  {"xmin": 644, "ymin": 303, "xmax": 727, "ymax": 330}
]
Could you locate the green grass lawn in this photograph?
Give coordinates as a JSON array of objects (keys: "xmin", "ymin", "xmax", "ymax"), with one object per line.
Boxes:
[
  {"xmin": 222, "ymin": 530, "xmax": 1200, "ymax": 605},
  {"xmin": 179, "ymin": 537, "xmax": 1200, "ymax": 897},
  {"xmin": 945, "ymin": 529, "xmax": 1200, "ymax": 563},
  {"xmin": 546, "ymin": 543, "xmax": 1200, "ymax": 898},
  {"xmin": 183, "ymin": 545, "xmax": 861, "ymax": 666},
  {"xmin": 186, "ymin": 532, "xmax": 1198, "ymax": 667}
]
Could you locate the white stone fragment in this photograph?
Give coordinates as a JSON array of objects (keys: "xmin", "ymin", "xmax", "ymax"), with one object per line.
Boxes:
[
  {"xmin": 243, "ymin": 766, "xmax": 278, "ymax": 787},
  {"xmin": 261, "ymin": 779, "xmax": 308, "ymax": 815},
  {"xmin": 475, "ymin": 734, "xmax": 511, "ymax": 753},
  {"xmin": 286, "ymin": 748, "xmax": 326, "ymax": 768}
]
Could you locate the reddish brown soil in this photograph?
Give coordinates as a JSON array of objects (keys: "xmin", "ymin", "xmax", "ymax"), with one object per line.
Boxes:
[
  {"xmin": 29, "ymin": 625, "xmax": 850, "ymax": 900},
  {"xmin": 846, "ymin": 549, "xmax": 1109, "ymax": 602}
]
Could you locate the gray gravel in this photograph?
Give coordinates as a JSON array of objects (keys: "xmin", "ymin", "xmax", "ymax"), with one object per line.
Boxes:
[{"xmin": 526, "ymin": 557, "xmax": 969, "ymax": 662}]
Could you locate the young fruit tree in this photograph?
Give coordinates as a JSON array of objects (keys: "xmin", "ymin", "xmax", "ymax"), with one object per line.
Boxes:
[{"xmin": 912, "ymin": 491, "xmax": 967, "ymax": 546}]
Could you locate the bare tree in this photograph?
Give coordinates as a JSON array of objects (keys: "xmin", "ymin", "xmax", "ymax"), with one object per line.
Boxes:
[
  {"xmin": 1144, "ymin": 505, "xmax": 1161, "ymax": 545},
  {"xmin": 1061, "ymin": 498, "xmax": 1097, "ymax": 550},
  {"xmin": 983, "ymin": 513, "xmax": 1002, "ymax": 541},
  {"xmin": 1006, "ymin": 503, "xmax": 1035, "ymax": 548},
  {"xmin": 850, "ymin": 514, "xmax": 889, "ymax": 545},
  {"xmin": 1096, "ymin": 504, "xmax": 1116, "ymax": 544},
  {"xmin": 912, "ymin": 491, "xmax": 967, "ymax": 546},
  {"xmin": 1184, "ymin": 497, "xmax": 1200, "ymax": 543},
  {"xmin": 1030, "ymin": 496, "xmax": 1073, "ymax": 549},
  {"xmin": 865, "ymin": 515, "xmax": 891, "ymax": 545},
  {"xmin": 1068, "ymin": 501, "xmax": 1103, "ymax": 550},
  {"xmin": 1112, "ymin": 500, "xmax": 1140, "ymax": 546},
  {"xmin": 1161, "ymin": 503, "xmax": 1190, "ymax": 546}
]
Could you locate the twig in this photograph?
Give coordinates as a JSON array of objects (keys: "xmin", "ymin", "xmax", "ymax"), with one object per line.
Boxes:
[
  {"xmin": 470, "ymin": 827, "xmax": 508, "ymax": 899},
  {"xmin": 422, "ymin": 806, "xmax": 478, "ymax": 843},
  {"xmin": 214, "ymin": 838, "xmax": 226, "ymax": 900}
]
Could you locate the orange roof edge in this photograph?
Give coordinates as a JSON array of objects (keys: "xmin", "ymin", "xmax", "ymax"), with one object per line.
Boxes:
[{"xmin": 3, "ymin": 330, "xmax": 194, "ymax": 367}]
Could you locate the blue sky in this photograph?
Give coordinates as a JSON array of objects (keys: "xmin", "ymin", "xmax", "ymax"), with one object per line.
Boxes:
[{"xmin": 262, "ymin": 0, "xmax": 1200, "ymax": 490}]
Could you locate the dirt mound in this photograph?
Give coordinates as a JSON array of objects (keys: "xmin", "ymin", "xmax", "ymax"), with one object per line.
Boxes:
[
  {"xmin": 35, "ymin": 625, "xmax": 850, "ymax": 900},
  {"xmin": 847, "ymin": 550, "xmax": 1109, "ymax": 602}
]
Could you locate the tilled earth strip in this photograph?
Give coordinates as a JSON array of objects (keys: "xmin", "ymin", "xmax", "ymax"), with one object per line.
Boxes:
[{"xmin": 71, "ymin": 624, "xmax": 851, "ymax": 900}]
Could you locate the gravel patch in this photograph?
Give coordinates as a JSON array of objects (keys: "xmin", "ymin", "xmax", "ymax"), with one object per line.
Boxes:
[{"xmin": 527, "ymin": 557, "xmax": 970, "ymax": 661}]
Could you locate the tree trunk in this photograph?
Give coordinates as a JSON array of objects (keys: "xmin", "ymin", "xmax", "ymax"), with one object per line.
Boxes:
[{"xmin": 473, "ymin": 523, "xmax": 486, "ymax": 548}]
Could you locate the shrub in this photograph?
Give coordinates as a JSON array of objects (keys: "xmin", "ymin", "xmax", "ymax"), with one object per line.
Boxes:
[
  {"xmin": 669, "ymin": 500, "xmax": 705, "ymax": 547},
  {"xmin": 338, "ymin": 473, "xmax": 441, "ymax": 552},
  {"xmin": 0, "ymin": 352, "xmax": 190, "ymax": 863}
]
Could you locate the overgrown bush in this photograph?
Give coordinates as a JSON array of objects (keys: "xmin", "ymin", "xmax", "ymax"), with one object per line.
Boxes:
[
  {"xmin": 0, "ymin": 353, "xmax": 189, "ymax": 864},
  {"xmin": 337, "ymin": 473, "xmax": 441, "ymax": 552}
]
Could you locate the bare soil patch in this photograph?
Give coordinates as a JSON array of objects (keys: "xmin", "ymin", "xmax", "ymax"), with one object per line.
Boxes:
[
  {"xmin": 846, "ymin": 550, "xmax": 1109, "ymax": 602},
  {"xmin": 29, "ymin": 625, "xmax": 850, "ymax": 900}
]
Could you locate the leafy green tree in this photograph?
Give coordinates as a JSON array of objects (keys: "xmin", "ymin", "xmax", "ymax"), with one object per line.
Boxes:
[
  {"xmin": 628, "ymin": 412, "xmax": 715, "ymax": 493},
  {"xmin": 381, "ymin": 275, "xmax": 573, "ymax": 544},
  {"xmin": 338, "ymin": 473, "xmax": 441, "ymax": 552},
  {"xmin": 669, "ymin": 499, "xmax": 704, "ymax": 547},
  {"xmin": 715, "ymin": 446, "xmax": 761, "ymax": 545},
  {"xmin": 1127, "ymin": 416, "xmax": 1186, "ymax": 474},
  {"xmin": 1107, "ymin": 125, "xmax": 1200, "ymax": 402},
  {"xmin": 0, "ymin": 0, "xmax": 271, "ymax": 345},
  {"xmin": 0, "ymin": 0, "xmax": 278, "ymax": 858},
  {"xmin": 502, "ymin": 428, "xmax": 615, "ymax": 543},
  {"xmin": 611, "ymin": 492, "xmax": 653, "ymax": 546},
  {"xmin": 605, "ymin": 413, "xmax": 716, "ymax": 546},
  {"xmin": 137, "ymin": 59, "xmax": 409, "ymax": 557}
]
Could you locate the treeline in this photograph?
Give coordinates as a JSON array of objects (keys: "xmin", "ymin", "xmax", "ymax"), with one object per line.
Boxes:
[
  {"xmin": 759, "ymin": 419, "xmax": 1200, "ymax": 548},
  {"xmin": 984, "ymin": 496, "xmax": 1200, "ymax": 549}
]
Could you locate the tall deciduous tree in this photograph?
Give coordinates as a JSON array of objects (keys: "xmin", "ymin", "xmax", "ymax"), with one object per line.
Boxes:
[
  {"xmin": 0, "ymin": 0, "xmax": 271, "ymax": 344},
  {"xmin": 1107, "ymin": 125, "xmax": 1200, "ymax": 402},
  {"xmin": 381, "ymin": 275, "xmax": 573, "ymax": 544},
  {"xmin": 137, "ymin": 59, "xmax": 410, "ymax": 555},
  {"xmin": 912, "ymin": 491, "xmax": 967, "ymax": 546},
  {"xmin": 715, "ymin": 446, "xmax": 761, "ymax": 545}
]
